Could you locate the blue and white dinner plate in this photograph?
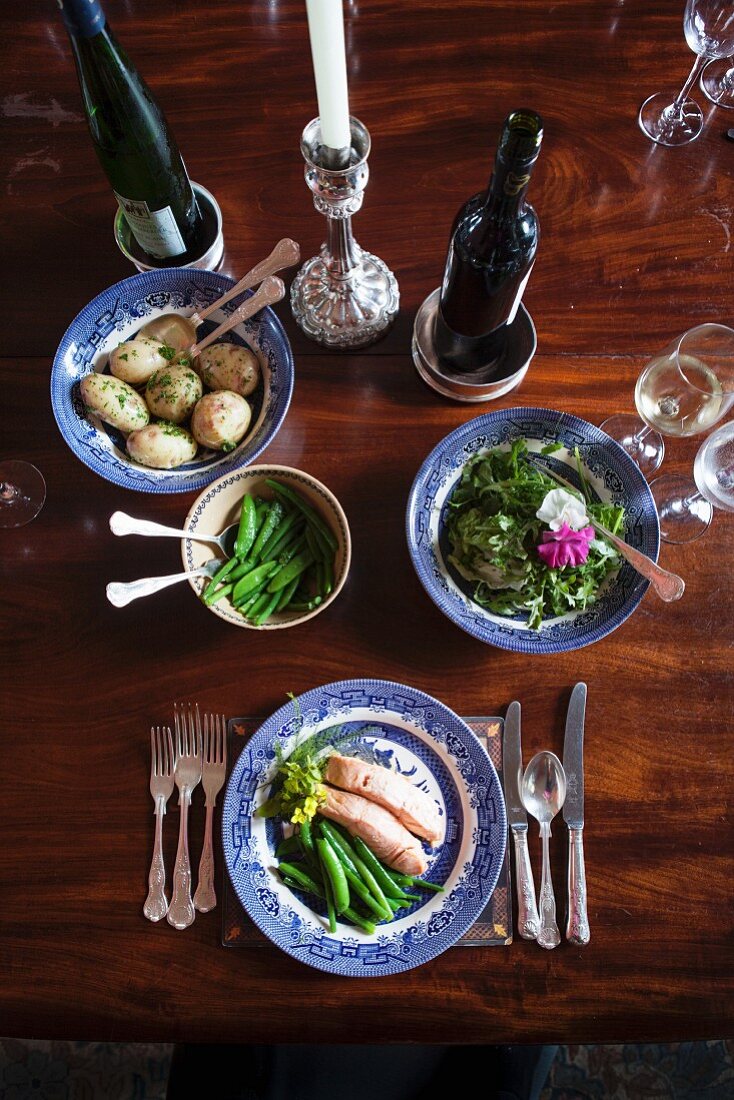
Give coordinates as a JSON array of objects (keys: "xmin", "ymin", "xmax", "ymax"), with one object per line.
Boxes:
[
  {"xmin": 406, "ymin": 407, "xmax": 660, "ymax": 654},
  {"xmin": 51, "ymin": 268, "xmax": 294, "ymax": 493},
  {"xmin": 222, "ymin": 679, "xmax": 507, "ymax": 976}
]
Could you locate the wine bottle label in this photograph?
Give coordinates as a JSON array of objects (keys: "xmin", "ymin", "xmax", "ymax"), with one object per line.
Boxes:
[
  {"xmin": 114, "ymin": 193, "xmax": 187, "ymax": 259},
  {"xmin": 506, "ymin": 262, "xmax": 534, "ymax": 326}
]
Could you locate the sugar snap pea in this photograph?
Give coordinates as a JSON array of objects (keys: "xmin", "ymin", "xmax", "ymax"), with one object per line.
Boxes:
[
  {"xmin": 252, "ymin": 590, "xmax": 281, "ymax": 625},
  {"xmin": 316, "ymin": 837, "xmax": 350, "ymax": 915},
  {"xmin": 250, "ymin": 501, "xmax": 284, "ymax": 563},
  {"xmin": 231, "ymin": 560, "xmax": 278, "ymax": 603},
  {"xmin": 234, "ymin": 493, "xmax": 257, "ymax": 559},
  {"xmin": 275, "ymin": 576, "xmax": 300, "ymax": 612},
  {"xmin": 266, "ymin": 550, "xmax": 314, "ymax": 593},
  {"xmin": 265, "ymin": 479, "xmax": 337, "ymax": 550},
  {"xmin": 201, "ymin": 556, "xmax": 238, "ymax": 604},
  {"xmin": 351, "ymin": 836, "xmax": 411, "ymax": 901},
  {"xmin": 258, "ymin": 510, "xmax": 299, "ymax": 561}
]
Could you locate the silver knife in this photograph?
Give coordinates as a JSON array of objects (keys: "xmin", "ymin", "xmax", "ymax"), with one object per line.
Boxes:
[
  {"xmin": 563, "ymin": 682, "xmax": 590, "ymax": 945},
  {"xmin": 503, "ymin": 701, "xmax": 540, "ymax": 940}
]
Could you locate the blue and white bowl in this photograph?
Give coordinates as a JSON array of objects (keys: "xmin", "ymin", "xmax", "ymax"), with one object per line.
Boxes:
[
  {"xmin": 222, "ymin": 679, "xmax": 507, "ymax": 976},
  {"xmin": 406, "ymin": 407, "xmax": 660, "ymax": 654},
  {"xmin": 51, "ymin": 268, "xmax": 294, "ymax": 493}
]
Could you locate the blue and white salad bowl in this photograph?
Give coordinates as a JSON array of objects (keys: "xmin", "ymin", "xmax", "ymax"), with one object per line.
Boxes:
[
  {"xmin": 51, "ymin": 268, "xmax": 294, "ymax": 494},
  {"xmin": 222, "ymin": 679, "xmax": 507, "ymax": 977},
  {"xmin": 406, "ymin": 407, "xmax": 660, "ymax": 654}
]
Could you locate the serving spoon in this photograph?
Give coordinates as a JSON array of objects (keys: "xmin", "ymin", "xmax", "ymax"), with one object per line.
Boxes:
[
  {"xmin": 526, "ymin": 454, "xmax": 685, "ymax": 602},
  {"xmin": 173, "ymin": 275, "xmax": 285, "ymax": 363},
  {"xmin": 522, "ymin": 751, "xmax": 566, "ymax": 950},
  {"xmin": 109, "ymin": 511, "xmax": 238, "ymax": 556},
  {"xmin": 139, "ymin": 238, "xmax": 300, "ymax": 350},
  {"xmin": 107, "ymin": 560, "xmax": 220, "ymax": 607}
]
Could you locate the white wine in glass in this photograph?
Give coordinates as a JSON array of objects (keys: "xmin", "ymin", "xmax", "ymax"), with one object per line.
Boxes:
[{"xmin": 635, "ymin": 354, "xmax": 724, "ymax": 437}]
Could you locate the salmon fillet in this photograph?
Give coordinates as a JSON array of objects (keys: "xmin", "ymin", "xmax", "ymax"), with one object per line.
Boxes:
[
  {"xmin": 320, "ymin": 787, "xmax": 428, "ymax": 876},
  {"xmin": 325, "ymin": 754, "xmax": 445, "ymax": 846}
]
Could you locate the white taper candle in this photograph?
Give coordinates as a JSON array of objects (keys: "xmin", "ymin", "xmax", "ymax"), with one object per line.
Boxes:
[{"xmin": 305, "ymin": 0, "xmax": 351, "ymax": 152}]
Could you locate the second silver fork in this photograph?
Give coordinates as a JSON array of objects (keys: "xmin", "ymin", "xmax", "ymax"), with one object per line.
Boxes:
[
  {"xmin": 194, "ymin": 712, "xmax": 227, "ymax": 913},
  {"xmin": 167, "ymin": 704, "xmax": 202, "ymax": 930}
]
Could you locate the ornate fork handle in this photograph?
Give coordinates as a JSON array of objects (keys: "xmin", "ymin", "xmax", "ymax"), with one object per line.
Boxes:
[
  {"xmin": 193, "ymin": 806, "xmax": 216, "ymax": 913},
  {"xmin": 143, "ymin": 797, "xmax": 168, "ymax": 922},
  {"xmin": 594, "ymin": 523, "xmax": 685, "ymax": 602},
  {"xmin": 537, "ymin": 822, "xmax": 561, "ymax": 949},
  {"xmin": 168, "ymin": 788, "xmax": 195, "ymax": 929},
  {"xmin": 512, "ymin": 829, "xmax": 540, "ymax": 939},
  {"xmin": 567, "ymin": 826, "xmax": 591, "ymax": 945}
]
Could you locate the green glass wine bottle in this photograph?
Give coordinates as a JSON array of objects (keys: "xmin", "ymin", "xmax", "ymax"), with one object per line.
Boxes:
[{"xmin": 58, "ymin": 0, "xmax": 206, "ymax": 265}]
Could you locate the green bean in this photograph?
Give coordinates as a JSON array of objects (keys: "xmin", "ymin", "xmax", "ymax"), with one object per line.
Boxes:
[
  {"xmin": 234, "ymin": 493, "xmax": 258, "ymax": 559},
  {"xmin": 323, "ymin": 875, "xmax": 337, "ymax": 933},
  {"xmin": 343, "ymin": 907, "xmax": 376, "ymax": 935},
  {"xmin": 304, "ymin": 526, "xmax": 321, "ymax": 561},
  {"xmin": 343, "ymin": 867, "xmax": 391, "ymax": 921},
  {"xmin": 277, "ymin": 534, "xmax": 308, "ymax": 567},
  {"xmin": 275, "ymin": 575, "xmax": 300, "ymax": 612},
  {"xmin": 351, "ymin": 853, "xmax": 394, "ymax": 921},
  {"xmin": 286, "ymin": 597, "xmax": 322, "ymax": 612},
  {"xmin": 201, "ymin": 556, "xmax": 238, "ymax": 604},
  {"xmin": 208, "ymin": 582, "xmax": 234, "ymax": 606},
  {"xmin": 277, "ymin": 862, "xmax": 322, "ymax": 894},
  {"xmin": 309, "ymin": 520, "xmax": 334, "ymax": 561},
  {"xmin": 245, "ymin": 590, "xmax": 274, "ymax": 621},
  {"xmin": 266, "ymin": 550, "xmax": 314, "ymax": 593},
  {"xmin": 317, "ymin": 820, "xmax": 360, "ymax": 874},
  {"xmin": 227, "ymin": 556, "xmax": 256, "ymax": 583},
  {"xmin": 407, "ymin": 878, "xmax": 445, "ymax": 894},
  {"xmin": 316, "ymin": 837, "xmax": 350, "ymax": 915},
  {"xmin": 350, "ymin": 836, "xmax": 411, "ymax": 902},
  {"xmin": 299, "ymin": 819, "xmax": 316, "ymax": 861},
  {"xmin": 231, "ymin": 560, "xmax": 278, "ymax": 603},
  {"xmin": 322, "ymin": 557, "xmax": 333, "ymax": 596},
  {"xmin": 258, "ymin": 510, "xmax": 299, "ymax": 561},
  {"xmin": 265, "ymin": 479, "xmax": 337, "ymax": 550},
  {"xmin": 250, "ymin": 501, "xmax": 284, "ymax": 563},
  {"xmin": 233, "ymin": 583, "xmax": 269, "ymax": 613}
]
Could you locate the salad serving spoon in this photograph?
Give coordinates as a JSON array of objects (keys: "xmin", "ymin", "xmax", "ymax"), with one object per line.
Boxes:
[
  {"xmin": 521, "ymin": 751, "xmax": 566, "ymax": 950},
  {"xmin": 526, "ymin": 455, "xmax": 685, "ymax": 602},
  {"xmin": 107, "ymin": 559, "xmax": 220, "ymax": 607}
]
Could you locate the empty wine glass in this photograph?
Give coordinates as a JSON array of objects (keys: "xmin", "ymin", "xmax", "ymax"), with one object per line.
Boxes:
[
  {"xmin": 650, "ymin": 418, "xmax": 734, "ymax": 543},
  {"xmin": 701, "ymin": 56, "xmax": 734, "ymax": 107},
  {"xmin": 639, "ymin": 1, "xmax": 734, "ymax": 146},
  {"xmin": 601, "ymin": 324, "xmax": 734, "ymax": 478},
  {"xmin": 0, "ymin": 461, "xmax": 46, "ymax": 528}
]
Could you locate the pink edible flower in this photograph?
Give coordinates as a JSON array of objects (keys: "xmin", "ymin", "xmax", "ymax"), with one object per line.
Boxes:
[{"xmin": 537, "ymin": 522, "xmax": 595, "ymax": 569}]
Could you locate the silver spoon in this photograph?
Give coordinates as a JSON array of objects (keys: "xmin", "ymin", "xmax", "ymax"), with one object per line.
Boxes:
[
  {"xmin": 522, "ymin": 751, "xmax": 567, "ymax": 950},
  {"xmin": 106, "ymin": 559, "xmax": 220, "ymax": 607},
  {"xmin": 109, "ymin": 512, "xmax": 238, "ymax": 557},
  {"xmin": 139, "ymin": 238, "xmax": 300, "ymax": 350}
]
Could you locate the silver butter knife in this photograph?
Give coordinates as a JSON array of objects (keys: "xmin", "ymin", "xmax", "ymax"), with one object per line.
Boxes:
[
  {"xmin": 563, "ymin": 682, "xmax": 591, "ymax": 945},
  {"xmin": 503, "ymin": 701, "xmax": 540, "ymax": 940}
]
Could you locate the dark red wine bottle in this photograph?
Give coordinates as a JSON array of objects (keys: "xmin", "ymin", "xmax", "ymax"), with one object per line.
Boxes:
[{"xmin": 435, "ymin": 110, "xmax": 543, "ymax": 373}]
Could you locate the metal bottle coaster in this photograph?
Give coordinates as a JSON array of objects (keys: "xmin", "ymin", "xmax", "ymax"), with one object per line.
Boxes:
[
  {"xmin": 290, "ymin": 117, "xmax": 400, "ymax": 349},
  {"xmin": 412, "ymin": 288, "xmax": 537, "ymax": 403}
]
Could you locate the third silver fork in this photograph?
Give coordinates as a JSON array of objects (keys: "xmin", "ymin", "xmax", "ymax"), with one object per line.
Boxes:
[
  {"xmin": 167, "ymin": 704, "xmax": 202, "ymax": 930},
  {"xmin": 193, "ymin": 712, "xmax": 227, "ymax": 913},
  {"xmin": 144, "ymin": 725, "xmax": 174, "ymax": 922}
]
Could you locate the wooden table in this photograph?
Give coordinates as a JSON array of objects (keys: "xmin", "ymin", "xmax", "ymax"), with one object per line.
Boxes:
[{"xmin": 1, "ymin": 0, "xmax": 732, "ymax": 1045}]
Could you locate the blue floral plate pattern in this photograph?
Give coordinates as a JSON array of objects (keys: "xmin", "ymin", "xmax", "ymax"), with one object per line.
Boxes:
[
  {"xmin": 221, "ymin": 679, "xmax": 507, "ymax": 976},
  {"xmin": 406, "ymin": 407, "xmax": 660, "ymax": 654},
  {"xmin": 50, "ymin": 268, "xmax": 294, "ymax": 493}
]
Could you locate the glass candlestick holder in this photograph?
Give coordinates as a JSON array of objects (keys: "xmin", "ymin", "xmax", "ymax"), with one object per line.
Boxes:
[{"xmin": 290, "ymin": 117, "xmax": 399, "ymax": 348}]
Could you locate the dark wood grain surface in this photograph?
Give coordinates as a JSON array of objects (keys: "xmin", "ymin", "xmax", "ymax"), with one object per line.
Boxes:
[{"xmin": 1, "ymin": 0, "xmax": 732, "ymax": 1045}]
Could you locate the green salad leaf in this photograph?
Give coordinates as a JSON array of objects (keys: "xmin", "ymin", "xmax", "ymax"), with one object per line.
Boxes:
[{"xmin": 445, "ymin": 439, "xmax": 625, "ymax": 630}]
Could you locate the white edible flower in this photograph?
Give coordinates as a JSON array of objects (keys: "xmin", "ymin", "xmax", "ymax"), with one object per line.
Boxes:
[{"xmin": 536, "ymin": 488, "xmax": 589, "ymax": 532}]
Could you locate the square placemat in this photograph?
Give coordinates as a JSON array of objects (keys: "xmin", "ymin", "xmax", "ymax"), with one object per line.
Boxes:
[{"xmin": 222, "ymin": 716, "xmax": 512, "ymax": 948}]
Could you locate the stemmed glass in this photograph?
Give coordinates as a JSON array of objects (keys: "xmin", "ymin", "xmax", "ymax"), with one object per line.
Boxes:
[
  {"xmin": 651, "ymin": 419, "xmax": 734, "ymax": 543},
  {"xmin": 601, "ymin": 324, "xmax": 734, "ymax": 480},
  {"xmin": 639, "ymin": 1, "xmax": 734, "ymax": 146},
  {"xmin": 0, "ymin": 461, "xmax": 46, "ymax": 528},
  {"xmin": 701, "ymin": 56, "xmax": 734, "ymax": 108}
]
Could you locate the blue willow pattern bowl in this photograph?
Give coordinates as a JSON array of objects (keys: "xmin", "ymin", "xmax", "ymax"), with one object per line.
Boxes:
[
  {"xmin": 51, "ymin": 268, "xmax": 293, "ymax": 493},
  {"xmin": 222, "ymin": 679, "xmax": 507, "ymax": 976},
  {"xmin": 406, "ymin": 407, "xmax": 660, "ymax": 654}
]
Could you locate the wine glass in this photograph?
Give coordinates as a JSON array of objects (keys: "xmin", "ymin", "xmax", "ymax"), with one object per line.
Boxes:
[
  {"xmin": 701, "ymin": 56, "xmax": 734, "ymax": 108},
  {"xmin": 650, "ymin": 418, "xmax": 734, "ymax": 543},
  {"xmin": 639, "ymin": 1, "xmax": 734, "ymax": 146},
  {"xmin": 601, "ymin": 324, "xmax": 734, "ymax": 479},
  {"xmin": 0, "ymin": 461, "xmax": 46, "ymax": 528}
]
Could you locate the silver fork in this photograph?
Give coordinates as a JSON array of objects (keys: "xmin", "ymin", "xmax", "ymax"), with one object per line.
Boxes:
[
  {"xmin": 143, "ymin": 725, "xmax": 175, "ymax": 922},
  {"xmin": 193, "ymin": 713, "xmax": 227, "ymax": 913},
  {"xmin": 167, "ymin": 704, "xmax": 202, "ymax": 930}
]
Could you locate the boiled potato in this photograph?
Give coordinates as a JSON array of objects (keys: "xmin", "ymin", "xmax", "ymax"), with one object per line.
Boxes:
[
  {"xmin": 126, "ymin": 423, "xmax": 198, "ymax": 469},
  {"xmin": 109, "ymin": 336, "xmax": 174, "ymax": 386},
  {"xmin": 145, "ymin": 365, "xmax": 203, "ymax": 424},
  {"xmin": 139, "ymin": 313, "xmax": 196, "ymax": 352},
  {"xmin": 80, "ymin": 373, "xmax": 150, "ymax": 433},
  {"xmin": 191, "ymin": 391, "xmax": 251, "ymax": 452},
  {"xmin": 198, "ymin": 342, "xmax": 261, "ymax": 398}
]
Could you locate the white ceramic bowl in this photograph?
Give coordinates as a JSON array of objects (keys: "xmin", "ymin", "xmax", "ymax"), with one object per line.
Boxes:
[{"xmin": 182, "ymin": 465, "xmax": 351, "ymax": 629}]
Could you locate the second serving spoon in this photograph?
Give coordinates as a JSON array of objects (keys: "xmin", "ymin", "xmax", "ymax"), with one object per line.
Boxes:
[{"xmin": 522, "ymin": 751, "xmax": 567, "ymax": 950}]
